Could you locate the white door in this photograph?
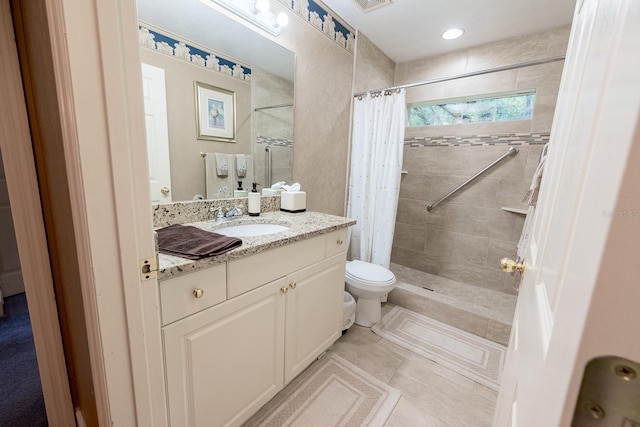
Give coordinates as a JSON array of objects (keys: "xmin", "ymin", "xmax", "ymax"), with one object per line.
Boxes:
[
  {"xmin": 494, "ymin": 0, "xmax": 640, "ymax": 425},
  {"xmin": 141, "ymin": 63, "xmax": 172, "ymax": 202}
]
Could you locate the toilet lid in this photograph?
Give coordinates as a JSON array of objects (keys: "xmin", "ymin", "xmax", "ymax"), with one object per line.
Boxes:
[{"xmin": 345, "ymin": 260, "xmax": 395, "ymax": 284}]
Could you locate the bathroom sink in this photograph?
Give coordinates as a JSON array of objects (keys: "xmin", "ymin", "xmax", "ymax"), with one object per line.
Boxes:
[{"xmin": 215, "ymin": 223, "xmax": 289, "ymax": 237}]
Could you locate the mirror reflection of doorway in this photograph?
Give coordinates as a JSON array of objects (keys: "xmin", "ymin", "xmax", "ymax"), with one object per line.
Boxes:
[{"xmin": 0, "ymin": 149, "xmax": 47, "ymax": 426}]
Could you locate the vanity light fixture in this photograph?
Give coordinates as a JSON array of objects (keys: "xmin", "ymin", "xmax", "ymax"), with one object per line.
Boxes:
[
  {"xmin": 254, "ymin": 0, "xmax": 270, "ymax": 14},
  {"xmin": 442, "ymin": 28, "xmax": 465, "ymax": 40},
  {"xmin": 201, "ymin": 0, "xmax": 287, "ymax": 36},
  {"xmin": 275, "ymin": 12, "xmax": 289, "ymax": 28}
]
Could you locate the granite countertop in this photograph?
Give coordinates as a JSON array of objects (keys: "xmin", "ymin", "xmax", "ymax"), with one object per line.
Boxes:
[{"xmin": 158, "ymin": 211, "xmax": 355, "ymax": 280}]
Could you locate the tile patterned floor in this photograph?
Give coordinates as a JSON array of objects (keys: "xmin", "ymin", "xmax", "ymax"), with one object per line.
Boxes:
[{"xmin": 329, "ymin": 303, "xmax": 498, "ymax": 427}]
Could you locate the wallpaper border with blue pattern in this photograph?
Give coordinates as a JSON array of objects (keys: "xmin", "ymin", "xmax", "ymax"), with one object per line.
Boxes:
[{"xmin": 138, "ymin": 23, "xmax": 252, "ymax": 82}]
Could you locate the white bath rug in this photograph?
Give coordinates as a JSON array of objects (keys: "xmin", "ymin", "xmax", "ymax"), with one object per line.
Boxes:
[
  {"xmin": 372, "ymin": 306, "xmax": 506, "ymax": 391},
  {"xmin": 243, "ymin": 352, "xmax": 401, "ymax": 427}
]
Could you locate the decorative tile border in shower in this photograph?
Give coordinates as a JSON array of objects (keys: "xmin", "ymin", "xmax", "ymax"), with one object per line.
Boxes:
[
  {"xmin": 138, "ymin": 22, "xmax": 252, "ymax": 82},
  {"xmin": 404, "ymin": 133, "xmax": 551, "ymax": 147},
  {"xmin": 256, "ymin": 136, "xmax": 294, "ymax": 148},
  {"xmin": 277, "ymin": 0, "xmax": 356, "ymax": 53}
]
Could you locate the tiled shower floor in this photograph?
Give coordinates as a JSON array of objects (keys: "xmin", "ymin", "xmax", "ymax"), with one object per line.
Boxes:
[{"xmin": 388, "ymin": 263, "xmax": 518, "ymax": 345}]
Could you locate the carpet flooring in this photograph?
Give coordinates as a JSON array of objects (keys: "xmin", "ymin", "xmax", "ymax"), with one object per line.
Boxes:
[
  {"xmin": 243, "ymin": 352, "xmax": 401, "ymax": 427},
  {"xmin": 0, "ymin": 293, "xmax": 47, "ymax": 426},
  {"xmin": 373, "ymin": 306, "xmax": 506, "ymax": 391}
]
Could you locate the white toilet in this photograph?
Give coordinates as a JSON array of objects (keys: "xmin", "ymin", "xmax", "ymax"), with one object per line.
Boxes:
[{"xmin": 345, "ymin": 260, "xmax": 397, "ymax": 327}]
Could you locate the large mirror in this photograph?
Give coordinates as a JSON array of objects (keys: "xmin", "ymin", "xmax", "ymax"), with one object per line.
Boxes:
[{"xmin": 136, "ymin": 0, "xmax": 295, "ymax": 202}]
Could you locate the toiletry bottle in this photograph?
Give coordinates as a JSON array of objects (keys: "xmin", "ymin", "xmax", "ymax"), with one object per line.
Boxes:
[
  {"xmin": 234, "ymin": 181, "xmax": 247, "ymax": 198},
  {"xmin": 248, "ymin": 183, "xmax": 260, "ymax": 216}
]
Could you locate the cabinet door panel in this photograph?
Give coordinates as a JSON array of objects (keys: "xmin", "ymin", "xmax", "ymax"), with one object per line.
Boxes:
[
  {"xmin": 163, "ymin": 278, "xmax": 286, "ymax": 427},
  {"xmin": 284, "ymin": 253, "xmax": 346, "ymax": 384}
]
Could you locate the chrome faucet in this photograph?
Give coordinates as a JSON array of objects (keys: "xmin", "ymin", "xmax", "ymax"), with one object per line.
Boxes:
[
  {"xmin": 214, "ymin": 205, "xmax": 243, "ymax": 220},
  {"xmin": 225, "ymin": 205, "xmax": 243, "ymax": 218},
  {"xmin": 215, "ymin": 206, "xmax": 226, "ymax": 220}
]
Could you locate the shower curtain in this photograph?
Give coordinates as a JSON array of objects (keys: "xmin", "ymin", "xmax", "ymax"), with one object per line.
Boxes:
[{"xmin": 347, "ymin": 89, "xmax": 406, "ymax": 269}]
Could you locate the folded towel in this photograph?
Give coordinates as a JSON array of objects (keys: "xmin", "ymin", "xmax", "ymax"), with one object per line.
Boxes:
[
  {"xmin": 157, "ymin": 224, "xmax": 242, "ymax": 260},
  {"xmin": 236, "ymin": 154, "xmax": 247, "ymax": 178},
  {"xmin": 215, "ymin": 153, "xmax": 228, "ymax": 177}
]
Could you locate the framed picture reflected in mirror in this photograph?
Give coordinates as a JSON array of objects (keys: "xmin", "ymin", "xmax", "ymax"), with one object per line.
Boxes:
[{"xmin": 195, "ymin": 81, "xmax": 236, "ymax": 142}]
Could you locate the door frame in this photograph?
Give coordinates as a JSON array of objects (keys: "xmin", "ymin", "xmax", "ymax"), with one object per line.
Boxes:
[
  {"xmin": 49, "ymin": 0, "xmax": 168, "ymax": 424},
  {"xmin": 3, "ymin": 0, "xmax": 168, "ymax": 424},
  {"xmin": 0, "ymin": 1, "xmax": 75, "ymax": 424}
]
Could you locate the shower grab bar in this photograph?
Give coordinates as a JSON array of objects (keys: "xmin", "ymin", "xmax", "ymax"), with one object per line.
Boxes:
[
  {"xmin": 427, "ymin": 146, "xmax": 519, "ymax": 212},
  {"xmin": 265, "ymin": 145, "xmax": 272, "ymax": 187}
]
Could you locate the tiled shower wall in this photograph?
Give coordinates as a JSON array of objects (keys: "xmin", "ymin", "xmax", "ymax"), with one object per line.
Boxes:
[
  {"xmin": 390, "ymin": 26, "xmax": 571, "ymax": 295},
  {"xmin": 252, "ymin": 68, "xmax": 294, "ymax": 187},
  {"xmin": 392, "ymin": 143, "xmax": 545, "ymax": 294}
]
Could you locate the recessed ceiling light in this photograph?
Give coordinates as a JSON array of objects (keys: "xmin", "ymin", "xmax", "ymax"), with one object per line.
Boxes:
[{"xmin": 442, "ymin": 28, "xmax": 465, "ymax": 40}]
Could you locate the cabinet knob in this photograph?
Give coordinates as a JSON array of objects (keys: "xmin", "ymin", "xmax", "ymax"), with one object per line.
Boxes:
[
  {"xmin": 289, "ymin": 282, "xmax": 297, "ymax": 289},
  {"xmin": 337, "ymin": 239, "xmax": 343, "ymax": 245},
  {"xmin": 193, "ymin": 288, "xmax": 204, "ymax": 298},
  {"xmin": 161, "ymin": 187, "xmax": 170, "ymax": 195},
  {"xmin": 280, "ymin": 286, "xmax": 289, "ymax": 294}
]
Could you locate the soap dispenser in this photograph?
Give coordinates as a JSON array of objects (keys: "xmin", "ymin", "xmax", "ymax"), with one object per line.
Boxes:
[
  {"xmin": 248, "ymin": 183, "xmax": 260, "ymax": 216},
  {"xmin": 234, "ymin": 181, "xmax": 247, "ymax": 198}
]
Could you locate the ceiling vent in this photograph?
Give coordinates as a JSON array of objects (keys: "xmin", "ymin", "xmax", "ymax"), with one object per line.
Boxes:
[{"xmin": 353, "ymin": 0, "xmax": 392, "ymax": 12}]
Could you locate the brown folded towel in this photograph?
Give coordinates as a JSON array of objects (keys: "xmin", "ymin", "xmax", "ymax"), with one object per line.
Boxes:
[{"xmin": 157, "ymin": 224, "xmax": 242, "ymax": 260}]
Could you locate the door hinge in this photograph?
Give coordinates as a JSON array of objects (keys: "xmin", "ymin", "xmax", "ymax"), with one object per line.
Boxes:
[{"xmin": 140, "ymin": 257, "xmax": 158, "ymax": 281}]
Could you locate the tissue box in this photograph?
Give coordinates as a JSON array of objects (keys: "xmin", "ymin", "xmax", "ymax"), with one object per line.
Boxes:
[
  {"xmin": 262, "ymin": 188, "xmax": 283, "ymax": 196},
  {"xmin": 280, "ymin": 191, "xmax": 306, "ymax": 213}
]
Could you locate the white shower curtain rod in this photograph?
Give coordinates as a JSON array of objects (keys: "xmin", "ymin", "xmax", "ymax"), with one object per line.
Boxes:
[{"xmin": 353, "ymin": 56, "xmax": 566, "ymax": 98}]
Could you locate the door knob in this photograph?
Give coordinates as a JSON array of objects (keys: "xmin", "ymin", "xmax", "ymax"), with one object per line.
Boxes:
[
  {"xmin": 500, "ymin": 257, "xmax": 526, "ymax": 273},
  {"xmin": 161, "ymin": 187, "xmax": 170, "ymax": 195}
]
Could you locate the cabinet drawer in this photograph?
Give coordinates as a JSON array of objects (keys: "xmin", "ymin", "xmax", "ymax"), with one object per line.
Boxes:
[
  {"xmin": 325, "ymin": 228, "xmax": 348, "ymax": 258},
  {"xmin": 228, "ymin": 235, "xmax": 324, "ymax": 298},
  {"xmin": 160, "ymin": 264, "xmax": 227, "ymax": 325}
]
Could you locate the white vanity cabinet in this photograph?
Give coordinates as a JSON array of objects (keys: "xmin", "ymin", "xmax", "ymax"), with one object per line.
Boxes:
[
  {"xmin": 163, "ymin": 277, "xmax": 287, "ymax": 427},
  {"xmin": 284, "ymin": 253, "xmax": 345, "ymax": 384},
  {"xmin": 161, "ymin": 228, "xmax": 348, "ymax": 427}
]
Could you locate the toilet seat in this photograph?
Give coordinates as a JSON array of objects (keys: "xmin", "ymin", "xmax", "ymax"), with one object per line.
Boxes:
[{"xmin": 345, "ymin": 260, "xmax": 395, "ymax": 287}]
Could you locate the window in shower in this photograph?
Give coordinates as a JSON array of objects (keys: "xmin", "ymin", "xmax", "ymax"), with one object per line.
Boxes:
[{"xmin": 408, "ymin": 90, "xmax": 536, "ymax": 126}]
